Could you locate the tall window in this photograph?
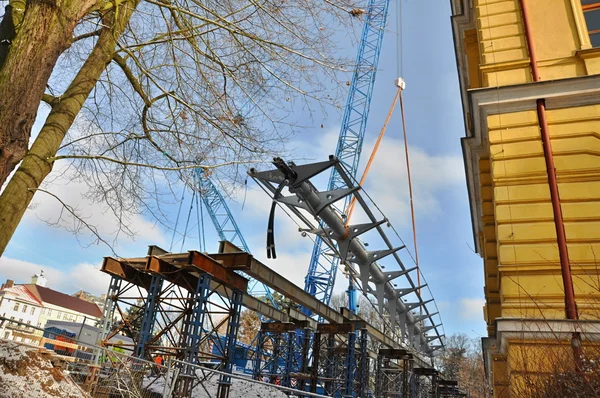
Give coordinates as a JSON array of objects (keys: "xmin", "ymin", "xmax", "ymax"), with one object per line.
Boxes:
[
  {"xmin": 582, "ymin": 1, "xmax": 600, "ymax": 47},
  {"xmin": 22, "ymin": 305, "xmax": 27, "ymax": 313},
  {"xmin": 30, "ymin": 307, "xmax": 35, "ymax": 315},
  {"xmin": 12, "ymin": 303, "xmax": 19, "ymax": 311}
]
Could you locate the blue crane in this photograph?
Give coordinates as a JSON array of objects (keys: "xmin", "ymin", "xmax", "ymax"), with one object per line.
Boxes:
[
  {"xmin": 194, "ymin": 170, "xmax": 277, "ymax": 307},
  {"xmin": 303, "ymin": 0, "xmax": 391, "ymax": 315}
]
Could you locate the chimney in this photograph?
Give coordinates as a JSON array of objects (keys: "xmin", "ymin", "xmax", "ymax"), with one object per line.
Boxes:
[
  {"xmin": 31, "ymin": 271, "xmax": 47, "ymax": 287},
  {"xmin": 1, "ymin": 280, "xmax": 14, "ymax": 290}
]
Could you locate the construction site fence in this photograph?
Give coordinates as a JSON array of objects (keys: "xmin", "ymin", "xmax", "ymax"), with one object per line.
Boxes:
[
  {"xmin": 0, "ymin": 317, "xmax": 332, "ymax": 397},
  {"xmin": 69, "ymin": 346, "xmax": 333, "ymax": 398}
]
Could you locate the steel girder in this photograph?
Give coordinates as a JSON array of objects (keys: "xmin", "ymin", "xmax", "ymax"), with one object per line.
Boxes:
[
  {"xmin": 249, "ymin": 157, "xmax": 444, "ymax": 356},
  {"xmin": 305, "ymin": 0, "xmax": 391, "ymax": 315}
]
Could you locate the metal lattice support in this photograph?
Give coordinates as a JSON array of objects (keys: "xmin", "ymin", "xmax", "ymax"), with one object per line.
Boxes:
[
  {"xmin": 310, "ymin": 322, "xmax": 366, "ymax": 397},
  {"xmin": 99, "ymin": 247, "xmax": 250, "ymax": 398},
  {"xmin": 96, "ymin": 276, "xmax": 122, "ymax": 364},
  {"xmin": 174, "ymin": 273, "xmax": 213, "ymax": 397},
  {"xmin": 344, "ymin": 330, "xmax": 357, "ymax": 397},
  {"xmin": 252, "ymin": 322, "xmax": 312, "ymax": 390},
  {"xmin": 305, "ymin": 0, "xmax": 392, "ymax": 315},
  {"xmin": 375, "ymin": 349, "xmax": 414, "ymax": 398},
  {"xmin": 216, "ymin": 289, "xmax": 243, "ymax": 398},
  {"xmin": 134, "ymin": 273, "xmax": 164, "ymax": 359},
  {"xmin": 298, "ymin": 327, "xmax": 313, "ymax": 392},
  {"xmin": 412, "ymin": 368, "xmax": 439, "ymax": 398},
  {"xmin": 357, "ymin": 328, "xmax": 370, "ymax": 398}
]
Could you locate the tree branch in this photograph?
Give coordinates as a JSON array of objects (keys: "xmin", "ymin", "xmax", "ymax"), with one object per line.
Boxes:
[
  {"xmin": 27, "ymin": 188, "xmax": 118, "ymax": 257},
  {"xmin": 48, "ymin": 154, "xmax": 261, "ymax": 171}
]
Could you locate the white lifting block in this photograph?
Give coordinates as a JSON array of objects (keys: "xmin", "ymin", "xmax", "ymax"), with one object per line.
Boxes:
[{"xmin": 395, "ymin": 77, "xmax": 406, "ymax": 90}]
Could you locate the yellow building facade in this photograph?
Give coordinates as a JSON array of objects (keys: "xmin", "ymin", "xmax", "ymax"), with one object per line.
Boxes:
[{"xmin": 451, "ymin": 0, "xmax": 600, "ymax": 395}]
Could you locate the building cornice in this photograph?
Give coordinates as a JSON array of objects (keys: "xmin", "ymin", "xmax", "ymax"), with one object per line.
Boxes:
[
  {"xmin": 450, "ymin": 0, "xmax": 481, "ymax": 252},
  {"xmin": 463, "ymin": 75, "xmax": 600, "ymax": 253}
]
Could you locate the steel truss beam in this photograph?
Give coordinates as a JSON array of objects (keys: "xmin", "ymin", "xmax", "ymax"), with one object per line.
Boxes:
[
  {"xmin": 217, "ymin": 241, "xmax": 431, "ymax": 367},
  {"xmin": 249, "ymin": 157, "xmax": 444, "ymax": 356}
]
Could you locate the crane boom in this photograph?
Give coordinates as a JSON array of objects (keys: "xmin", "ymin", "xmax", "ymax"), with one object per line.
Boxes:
[{"xmin": 303, "ymin": 0, "xmax": 391, "ymax": 314}]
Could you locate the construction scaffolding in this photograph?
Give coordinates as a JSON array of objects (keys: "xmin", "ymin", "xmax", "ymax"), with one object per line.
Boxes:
[
  {"xmin": 99, "ymin": 246, "xmax": 247, "ymax": 398},
  {"xmin": 94, "ymin": 241, "xmax": 458, "ymax": 397}
]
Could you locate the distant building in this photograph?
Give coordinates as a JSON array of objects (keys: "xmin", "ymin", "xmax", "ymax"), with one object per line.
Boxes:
[
  {"xmin": 0, "ymin": 272, "xmax": 102, "ymax": 344},
  {"xmin": 0, "ymin": 280, "xmax": 43, "ymax": 340},
  {"xmin": 44, "ymin": 320, "xmax": 134, "ymax": 359},
  {"xmin": 72, "ymin": 290, "xmax": 105, "ymax": 313}
]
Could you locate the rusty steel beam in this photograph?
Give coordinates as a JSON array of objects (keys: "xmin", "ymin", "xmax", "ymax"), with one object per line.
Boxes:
[
  {"xmin": 187, "ymin": 251, "xmax": 249, "ymax": 292},
  {"xmin": 219, "ymin": 241, "xmax": 345, "ymax": 324},
  {"xmin": 102, "ymin": 257, "xmax": 152, "ymax": 290},
  {"xmin": 209, "ymin": 251, "xmax": 254, "ymax": 271},
  {"xmin": 100, "ymin": 255, "xmax": 314, "ymax": 327},
  {"xmin": 317, "ymin": 323, "xmax": 355, "ymax": 334},
  {"xmin": 260, "ymin": 322, "xmax": 303, "ymax": 333}
]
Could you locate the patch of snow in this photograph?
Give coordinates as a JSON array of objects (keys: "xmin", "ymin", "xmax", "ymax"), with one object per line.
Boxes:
[
  {"xmin": 0, "ymin": 339, "xmax": 89, "ymax": 398},
  {"xmin": 145, "ymin": 371, "xmax": 288, "ymax": 397}
]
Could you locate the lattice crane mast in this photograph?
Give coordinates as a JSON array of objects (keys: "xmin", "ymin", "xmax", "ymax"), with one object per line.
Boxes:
[
  {"xmin": 193, "ymin": 170, "xmax": 278, "ymax": 309},
  {"xmin": 303, "ymin": 0, "xmax": 391, "ymax": 315}
]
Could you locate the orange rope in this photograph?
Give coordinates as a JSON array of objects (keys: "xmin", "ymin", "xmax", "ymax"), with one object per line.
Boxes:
[
  {"xmin": 345, "ymin": 87, "xmax": 402, "ymax": 227},
  {"xmin": 399, "ymin": 89, "xmax": 421, "ymax": 303}
]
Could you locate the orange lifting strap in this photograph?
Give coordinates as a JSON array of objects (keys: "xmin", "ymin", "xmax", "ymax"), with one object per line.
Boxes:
[{"xmin": 343, "ymin": 83, "xmax": 421, "ymax": 297}]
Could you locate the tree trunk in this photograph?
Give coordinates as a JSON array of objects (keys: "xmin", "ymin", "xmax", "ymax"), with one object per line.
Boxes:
[
  {"xmin": 0, "ymin": 1, "xmax": 138, "ymax": 257},
  {"xmin": 0, "ymin": 0, "xmax": 96, "ymax": 187}
]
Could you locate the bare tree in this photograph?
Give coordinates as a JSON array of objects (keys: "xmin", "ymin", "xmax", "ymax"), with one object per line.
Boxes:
[
  {"xmin": 437, "ymin": 333, "xmax": 489, "ymax": 398},
  {"xmin": 0, "ymin": 0, "xmax": 361, "ymax": 255}
]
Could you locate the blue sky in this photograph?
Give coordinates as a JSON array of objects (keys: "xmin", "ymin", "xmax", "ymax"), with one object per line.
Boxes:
[{"xmin": 0, "ymin": 0, "xmax": 486, "ymax": 339}]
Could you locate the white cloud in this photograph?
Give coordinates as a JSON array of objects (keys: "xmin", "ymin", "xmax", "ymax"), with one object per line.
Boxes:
[
  {"xmin": 459, "ymin": 298, "xmax": 485, "ymax": 321},
  {"xmin": 359, "ymin": 135, "xmax": 464, "ymax": 226},
  {"xmin": 0, "ymin": 257, "xmax": 111, "ymax": 297},
  {"xmin": 22, "ymin": 167, "xmax": 165, "ymax": 250}
]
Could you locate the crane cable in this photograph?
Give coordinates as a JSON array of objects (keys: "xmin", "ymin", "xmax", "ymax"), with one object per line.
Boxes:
[{"xmin": 399, "ymin": 88, "xmax": 421, "ymax": 304}]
